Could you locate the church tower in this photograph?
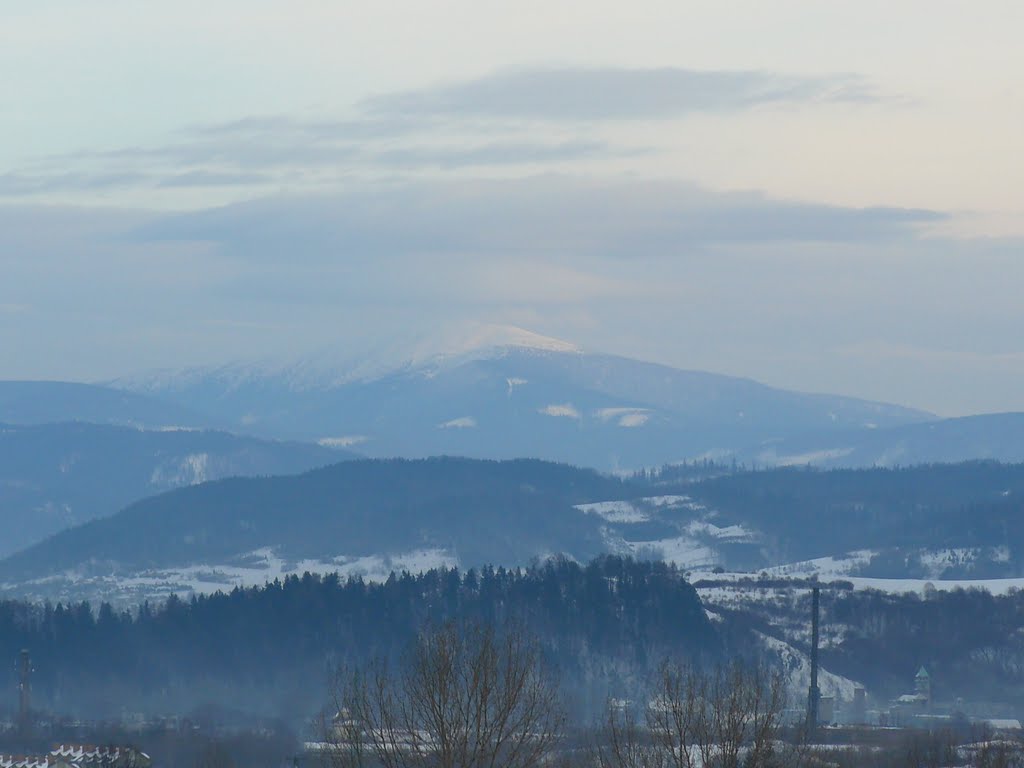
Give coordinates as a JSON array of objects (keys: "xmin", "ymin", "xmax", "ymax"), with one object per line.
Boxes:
[{"xmin": 915, "ymin": 666, "xmax": 931, "ymax": 711}]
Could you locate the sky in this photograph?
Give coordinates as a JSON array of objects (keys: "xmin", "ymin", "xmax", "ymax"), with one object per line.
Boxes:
[{"xmin": 1, "ymin": 0, "xmax": 1023, "ymax": 416}]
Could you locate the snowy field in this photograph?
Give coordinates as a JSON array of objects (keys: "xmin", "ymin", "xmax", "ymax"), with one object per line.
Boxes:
[
  {"xmin": 691, "ymin": 557, "xmax": 1024, "ymax": 596},
  {"xmin": 0, "ymin": 547, "xmax": 459, "ymax": 606},
  {"xmin": 575, "ymin": 494, "xmax": 757, "ymax": 571}
]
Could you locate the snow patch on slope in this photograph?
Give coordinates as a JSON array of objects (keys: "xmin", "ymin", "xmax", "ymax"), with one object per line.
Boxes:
[
  {"xmin": 318, "ymin": 435, "xmax": 367, "ymax": 448},
  {"xmin": 576, "ymin": 494, "xmax": 753, "ymax": 570},
  {"xmin": 757, "ymin": 447, "xmax": 856, "ymax": 467},
  {"xmin": 918, "ymin": 547, "xmax": 988, "ymax": 578},
  {"xmin": 539, "ymin": 404, "xmax": 581, "ymax": 419},
  {"xmin": 576, "ymin": 501, "xmax": 650, "ymax": 523},
  {"xmin": 116, "ymin": 323, "xmax": 579, "ymax": 393},
  {"xmin": 766, "ymin": 550, "xmax": 877, "ymax": 579},
  {"xmin": 757, "ymin": 631, "xmax": 862, "ymax": 703},
  {"xmin": 149, "ymin": 453, "xmax": 210, "ymax": 487},
  {"xmin": 436, "ymin": 324, "xmax": 579, "ymax": 356},
  {"xmin": 684, "ymin": 520, "xmax": 757, "ymax": 542},
  {"xmin": 635, "ymin": 537, "xmax": 718, "ymax": 567},
  {"xmin": 438, "ymin": 417, "xmax": 476, "ymax": 429},
  {"xmin": 643, "ymin": 495, "xmax": 697, "ymax": 508},
  {"xmin": 506, "ymin": 377, "xmax": 528, "ymax": 395},
  {"xmin": 595, "ymin": 407, "xmax": 651, "ymax": 427}
]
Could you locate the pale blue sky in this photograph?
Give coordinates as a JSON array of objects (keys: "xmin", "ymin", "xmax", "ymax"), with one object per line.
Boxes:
[{"xmin": 1, "ymin": 1, "xmax": 1023, "ymax": 415}]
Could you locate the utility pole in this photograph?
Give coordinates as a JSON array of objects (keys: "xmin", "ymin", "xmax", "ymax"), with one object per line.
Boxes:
[{"xmin": 805, "ymin": 587, "xmax": 820, "ymax": 737}]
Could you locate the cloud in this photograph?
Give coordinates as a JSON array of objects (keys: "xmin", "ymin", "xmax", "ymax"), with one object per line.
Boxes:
[
  {"xmin": 4, "ymin": 134, "xmax": 618, "ymax": 198},
  {"xmin": 186, "ymin": 114, "xmax": 434, "ymax": 142},
  {"xmin": 0, "ymin": 65, "xmax": 882, "ymax": 202},
  {"xmin": 363, "ymin": 67, "xmax": 878, "ymax": 121},
  {"xmin": 155, "ymin": 170, "xmax": 278, "ymax": 188},
  {"xmin": 0, "ymin": 169, "xmax": 279, "ymax": 194},
  {"xmin": 133, "ymin": 176, "xmax": 943, "ymax": 260},
  {"xmin": 74, "ymin": 139, "xmax": 360, "ymax": 170},
  {"xmin": 370, "ymin": 140, "xmax": 615, "ymax": 168},
  {"xmin": 0, "ymin": 171, "xmax": 156, "ymax": 195}
]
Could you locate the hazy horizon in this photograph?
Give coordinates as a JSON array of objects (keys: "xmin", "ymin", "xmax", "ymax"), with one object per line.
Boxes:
[{"xmin": 3, "ymin": 2, "xmax": 1023, "ymax": 417}]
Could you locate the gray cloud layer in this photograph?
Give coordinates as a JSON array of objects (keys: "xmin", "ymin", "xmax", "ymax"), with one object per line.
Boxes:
[
  {"xmin": 0, "ymin": 66, "xmax": 881, "ymax": 197},
  {"xmin": 364, "ymin": 67, "xmax": 876, "ymax": 121},
  {"xmin": 135, "ymin": 176, "xmax": 942, "ymax": 260}
]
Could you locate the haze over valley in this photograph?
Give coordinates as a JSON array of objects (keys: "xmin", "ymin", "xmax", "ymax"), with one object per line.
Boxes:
[{"xmin": 4, "ymin": 3, "xmax": 1024, "ymax": 766}]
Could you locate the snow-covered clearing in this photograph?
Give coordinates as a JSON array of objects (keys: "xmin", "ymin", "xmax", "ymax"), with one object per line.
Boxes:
[
  {"xmin": 575, "ymin": 501, "xmax": 649, "ymax": 523},
  {"xmin": 684, "ymin": 520, "xmax": 756, "ymax": 542},
  {"xmin": 762, "ymin": 550, "xmax": 877, "ymax": 579},
  {"xmin": 842, "ymin": 576, "xmax": 1024, "ymax": 596},
  {"xmin": 4, "ymin": 547, "xmax": 459, "ymax": 606}
]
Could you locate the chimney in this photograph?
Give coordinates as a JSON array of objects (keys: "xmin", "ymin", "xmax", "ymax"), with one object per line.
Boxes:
[{"xmin": 806, "ymin": 587, "xmax": 820, "ymax": 734}]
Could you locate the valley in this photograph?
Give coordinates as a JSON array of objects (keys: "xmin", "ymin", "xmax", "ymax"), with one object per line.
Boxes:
[{"xmin": 3, "ymin": 333, "xmax": 1024, "ymax": 765}]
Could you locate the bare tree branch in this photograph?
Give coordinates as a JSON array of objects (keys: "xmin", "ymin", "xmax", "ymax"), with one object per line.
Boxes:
[{"xmin": 321, "ymin": 621, "xmax": 564, "ymax": 768}]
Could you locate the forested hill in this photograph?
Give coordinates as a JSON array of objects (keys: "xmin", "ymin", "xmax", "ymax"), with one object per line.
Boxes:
[
  {"xmin": 0, "ymin": 421, "xmax": 350, "ymax": 557},
  {"xmin": 9, "ymin": 459, "xmax": 1024, "ymax": 602},
  {"xmin": 0, "ymin": 380, "xmax": 204, "ymax": 428},
  {"xmin": 823, "ymin": 586, "xmax": 1024, "ymax": 706},
  {"xmin": 0, "ymin": 457, "xmax": 629, "ymax": 580},
  {"xmin": 0, "ymin": 557, "xmax": 717, "ymax": 725},
  {"xmin": 679, "ymin": 461, "xmax": 1024, "ymax": 573}
]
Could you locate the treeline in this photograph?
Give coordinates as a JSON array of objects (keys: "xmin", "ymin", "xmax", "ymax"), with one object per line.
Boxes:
[
  {"xmin": 0, "ymin": 556, "xmax": 718, "ymax": 726},
  {"xmin": 0, "ymin": 457, "xmax": 631, "ymax": 580},
  {"xmin": 684, "ymin": 461, "xmax": 1024, "ymax": 570},
  {"xmin": 713, "ymin": 580, "xmax": 1024, "ymax": 707},
  {"xmin": 824, "ymin": 586, "xmax": 1024, "ymax": 705}
]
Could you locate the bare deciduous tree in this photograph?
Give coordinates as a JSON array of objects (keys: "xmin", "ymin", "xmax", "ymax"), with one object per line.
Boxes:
[
  {"xmin": 596, "ymin": 699, "xmax": 667, "ymax": 768},
  {"xmin": 598, "ymin": 660, "xmax": 805, "ymax": 768},
  {"xmin": 322, "ymin": 621, "xmax": 564, "ymax": 768}
]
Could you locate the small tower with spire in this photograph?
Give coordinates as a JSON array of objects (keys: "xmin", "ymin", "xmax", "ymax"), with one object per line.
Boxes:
[{"xmin": 915, "ymin": 666, "xmax": 931, "ymax": 711}]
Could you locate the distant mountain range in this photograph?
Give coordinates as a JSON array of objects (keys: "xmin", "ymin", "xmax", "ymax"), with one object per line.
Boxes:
[
  {"xmin": 745, "ymin": 412, "xmax": 1024, "ymax": 468},
  {"xmin": 3, "ymin": 324, "xmax": 1024, "ymax": 585},
  {"xmin": 0, "ymin": 380, "xmax": 209, "ymax": 429},
  {"xmin": 107, "ymin": 325, "xmax": 937, "ymax": 470},
  {"xmin": 0, "ymin": 421, "xmax": 349, "ymax": 557}
]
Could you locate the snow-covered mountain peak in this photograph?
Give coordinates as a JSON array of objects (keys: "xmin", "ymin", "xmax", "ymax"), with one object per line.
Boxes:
[
  {"xmin": 428, "ymin": 323, "xmax": 580, "ymax": 357},
  {"xmin": 111, "ymin": 323, "xmax": 581, "ymax": 394}
]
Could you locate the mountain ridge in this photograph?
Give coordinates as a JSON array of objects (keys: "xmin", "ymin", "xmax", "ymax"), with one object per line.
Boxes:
[
  {"xmin": 0, "ymin": 380, "xmax": 209, "ymax": 429},
  {"xmin": 104, "ymin": 329, "xmax": 934, "ymax": 469},
  {"xmin": 7, "ymin": 457, "xmax": 1024, "ymax": 606},
  {"xmin": 0, "ymin": 420, "xmax": 352, "ymax": 557},
  {"xmin": 0, "ymin": 457, "xmax": 624, "ymax": 585}
]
